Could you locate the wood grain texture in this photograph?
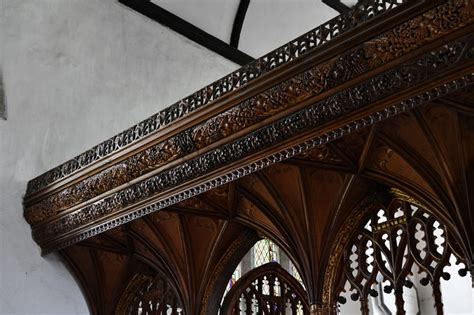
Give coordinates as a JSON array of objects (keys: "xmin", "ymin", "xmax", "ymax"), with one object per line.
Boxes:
[{"xmin": 22, "ymin": 1, "xmax": 474, "ymax": 313}]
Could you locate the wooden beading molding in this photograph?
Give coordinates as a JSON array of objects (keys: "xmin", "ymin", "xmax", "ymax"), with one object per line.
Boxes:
[
  {"xmin": 389, "ymin": 187, "xmax": 429, "ymax": 209},
  {"xmin": 24, "ymin": 0, "xmax": 473, "ymax": 225},
  {"xmin": 23, "ymin": 0, "xmax": 474, "ymax": 254},
  {"xmin": 36, "ymin": 55, "xmax": 474, "ymax": 253},
  {"xmin": 39, "ymin": 73, "xmax": 474, "ymax": 254},
  {"xmin": 24, "ymin": 0, "xmax": 416, "ymax": 196}
]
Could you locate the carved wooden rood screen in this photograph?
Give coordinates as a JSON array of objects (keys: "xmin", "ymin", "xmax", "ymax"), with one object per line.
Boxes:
[
  {"xmin": 221, "ymin": 263, "xmax": 309, "ymax": 314},
  {"xmin": 23, "ymin": 0, "xmax": 473, "ymax": 314},
  {"xmin": 333, "ymin": 195, "xmax": 469, "ymax": 314}
]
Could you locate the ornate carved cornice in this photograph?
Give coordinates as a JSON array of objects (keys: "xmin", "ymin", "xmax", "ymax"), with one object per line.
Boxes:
[
  {"xmin": 23, "ymin": 0, "xmax": 474, "ymax": 254},
  {"xmin": 25, "ymin": 0, "xmax": 415, "ymax": 196}
]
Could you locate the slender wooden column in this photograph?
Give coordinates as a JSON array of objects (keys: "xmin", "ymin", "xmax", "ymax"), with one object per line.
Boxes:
[
  {"xmin": 394, "ymin": 287, "xmax": 406, "ymax": 315},
  {"xmin": 432, "ymin": 280, "xmax": 444, "ymax": 315},
  {"xmin": 360, "ymin": 297, "xmax": 370, "ymax": 315}
]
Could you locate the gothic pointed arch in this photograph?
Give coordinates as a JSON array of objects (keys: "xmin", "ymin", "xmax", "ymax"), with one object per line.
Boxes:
[
  {"xmin": 322, "ymin": 190, "xmax": 470, "ymax": 315},
  {"xmin": 221, "ymin": 262, "xmax": 310, "ymax": 314},
  {"xmin": 115, "ymin": 272, "xmax": 184, "ymax": 315}
]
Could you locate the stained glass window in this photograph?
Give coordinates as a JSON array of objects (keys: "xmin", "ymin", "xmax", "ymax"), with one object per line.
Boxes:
[
  {"xmin": 253, "ymin": 239, "xmax": 279, "ymax": 268},
  {"xmin": 225, "ymin": 263, "xmax": 241, "ymax": 293},
  {"xmin": 220, "ymin": 238, "xmax": 306, "ymax": 313}
]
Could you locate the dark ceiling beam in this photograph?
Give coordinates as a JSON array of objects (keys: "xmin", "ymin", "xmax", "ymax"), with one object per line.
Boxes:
[
  {"xmin": 230, "ymin": 0, "xmax": 250, "ymax": 48},
  {"xmin": 322, "ymin": 0, "xmax": 351, "ymax": 14},
  {"xmin": 119, "ymin": 0, "xmax": 254, "ymax": 66}
]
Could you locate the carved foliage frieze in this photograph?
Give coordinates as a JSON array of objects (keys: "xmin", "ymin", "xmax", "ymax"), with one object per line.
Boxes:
[
  {"xmin": 43, "ymin": 75, "xmax": 474, "ymax": 254},
  {"xmin": 36, "ymin": 49, "xmax": 473, "ymax": 253},
  {"xmin": 26, "ymin": 0, "xmax": 411, "ymax": 196},
  {"xmin": 25, "ymin": 0, "xmax": 473, "ymax": 228}
]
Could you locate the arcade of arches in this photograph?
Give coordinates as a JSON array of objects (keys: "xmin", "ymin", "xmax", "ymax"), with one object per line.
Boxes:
[{"xmin": 22, "ymin": 0, "xmax": 474, "ymax": 314}]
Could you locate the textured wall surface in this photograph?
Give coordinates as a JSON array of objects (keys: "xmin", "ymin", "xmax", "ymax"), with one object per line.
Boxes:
[
  {"xmin": 240, "ymin": 0, "xmax": 337, "ymax": 57},
  {"xmin": 152, "ymin": 0, "xmax": 338, "ymax": 57},
  {"xmin": 0, "ymin": 0, "xmax": 236, "ymax": 314}
]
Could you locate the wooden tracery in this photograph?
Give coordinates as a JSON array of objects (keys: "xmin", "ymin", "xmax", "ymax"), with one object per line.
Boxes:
[
  {"xmin": 116, "ymin": 273, "xmax": 183, "ymax": 315},
  {"xmin": 221, "ymin": 262, "xmax": 310, "ymax": 315},
  {"xmin": 335, "ymin": 196, "xmax": 468, "ymax": 315}
]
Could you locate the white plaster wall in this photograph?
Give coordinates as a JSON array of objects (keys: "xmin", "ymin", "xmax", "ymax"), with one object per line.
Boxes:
[
  {"xmin": 151, "ymin": 0, "xmax": 239, "ymax": 43},
  {"xmin": 0, "ymin": 0, "xmax": 237, "ymax": 314},
  {"xmin": 240, "ymin": 0, "xmax": 338, "ymax": 57},
  {"xmin": 152, "ymin": 0, "xmax": 339, "ymax": 58}
]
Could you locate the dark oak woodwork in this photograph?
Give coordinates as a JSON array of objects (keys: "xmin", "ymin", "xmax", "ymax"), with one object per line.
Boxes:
[
  {"xmin": 230, "ymin": 0, "xmax": 250, "ymax": 49},
  {"xmin": 23, "ymin": 0, "xmax": 474, "ymax": 314},
  {"xmin": 221, "ymin": 262, "xmax": 310, "ymax": 314},
  {"xmin": 25, "ymin": 0, "xmax": 474, "ymax": 255},
  {"xmin": 334, "ymin": 198, "xmax": 466, "ymax": 315},
  {"xmin": 118, "ymin": 0, "xmax": 254, "ymax": 66}
]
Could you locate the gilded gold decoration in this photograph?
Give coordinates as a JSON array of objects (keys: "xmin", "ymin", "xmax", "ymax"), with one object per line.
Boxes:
[
  {"xmin": 321, "ymin": 198, "xmax": 374, "ymax": 309},
  {"xmin": 389, "ymin": 187, "xmax": 428, "ymax": 209}
]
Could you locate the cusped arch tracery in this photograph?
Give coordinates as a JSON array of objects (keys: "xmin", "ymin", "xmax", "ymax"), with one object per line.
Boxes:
[
  {"xmin": 323, "ymin": 192, "xmax": 469, "ymax": 315},
  {"xmin": 115, "ymin": 272, "xmax": 184, "ymax": 315},
  {"xmin": 221, "ymin": 262, "xmax": 310, "ymax": 315}
]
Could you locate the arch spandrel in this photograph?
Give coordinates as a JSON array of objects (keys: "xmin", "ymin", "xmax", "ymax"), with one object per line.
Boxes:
[{"xmin": 61, "ymin": 216, "xmax": 260, "ymax": 314}]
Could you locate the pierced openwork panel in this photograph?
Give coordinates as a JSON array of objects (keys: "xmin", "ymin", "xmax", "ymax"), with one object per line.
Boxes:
[
  {"xmin": 336, "ymin": 198, "xmax": 468, "ymax": 314},
  {"xmin": 221, "ymin": 262, "xmax": 309, "ymax": 315},
  {"xmin": 116, "ymin": 274, "xmax": 183, "ymax": 315}
]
